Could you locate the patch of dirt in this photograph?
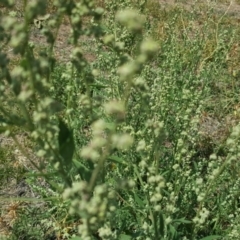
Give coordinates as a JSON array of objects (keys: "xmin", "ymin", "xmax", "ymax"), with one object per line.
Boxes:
[
  {"xmin": 3, "ymin": 1, "xmax": 240, "ymax": 65},
  {"xmin": 159, "ymin": 0, "xmax": 240, "ymax": 17},
  {"xmin": 0, "ymin": 133, "xmax": 51, "ymax": 237},
  {"xmin": 29, "ymin": 23, "xmax": 74, "ymax": 63}
]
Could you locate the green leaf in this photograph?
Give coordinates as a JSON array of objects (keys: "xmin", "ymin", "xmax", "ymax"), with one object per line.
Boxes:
[
  {"xmin": 58, "ymin": 119, "xmax": 75, "ymax": 169},
  {"xmin": 119, "ymin": 234, "xmax": 132, "ymax": 240},
  {"xmin": 73, "ymin": 159, "xmax": 93, "ymax": 182},
  {"xmin": 158, "ymin": 212, "xmax": 164, "ymax": 236},
  {"xmin": 133, "ymin": 192, "xmax": 145, "ymax": 207},
  {"xmin": 173, "ymin": 218, "xmax": 192, "ymax": 224},
  {"xmin": 108, "ymin": 155, "xmax": 128, "ymax": 165},
  {"xmin": 168, "ymin": 224, "xmax": 177, "ymax": 239},
  {"xmin": 199, "ymin": 236, "xmax": 221, "ymax": 240}
]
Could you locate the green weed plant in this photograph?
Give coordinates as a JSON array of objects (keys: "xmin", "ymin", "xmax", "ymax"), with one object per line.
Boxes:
[{"xmin": 0, "ymin": 0, "xmax": 240, "ymax": 239}]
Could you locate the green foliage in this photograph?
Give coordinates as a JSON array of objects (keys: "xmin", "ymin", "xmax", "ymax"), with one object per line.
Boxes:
[{"xmin": 1, "ymin": 0, "xmax": 240, "ymax": 239}]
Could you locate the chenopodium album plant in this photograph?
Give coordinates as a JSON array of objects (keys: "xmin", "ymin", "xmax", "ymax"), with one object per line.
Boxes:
[
  {"xmin": 0, "ymin": 0, "xmax": 160, "ymax": 238},
  {"xmin": 1, "ymin": 0, "xmax": 240, "ymax": 239},
  {"xmin": 61, "ymin": 6, "xmax": 167, "ymax": 240}
]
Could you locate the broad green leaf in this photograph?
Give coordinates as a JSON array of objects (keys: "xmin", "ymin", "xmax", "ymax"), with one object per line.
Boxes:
[
  {"xmin": 193, "ymin": 161, "xmax": 198, "ymax": 171},
  {"xmin": 58, "ymin": 119, "xmax": 75, "ymax": 170},
  {"xmin": 199, "ymin": 236, "xmax": 221, "ymax": 240},
  {"xmin": 57, "ymin": 119, "xmax": 75, "ymax": 186}
]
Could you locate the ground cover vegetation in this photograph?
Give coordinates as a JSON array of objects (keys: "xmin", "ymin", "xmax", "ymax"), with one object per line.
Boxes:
[{"xmin": 0, "ymin": 0, "xmax": 240, "ymax": 239}]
